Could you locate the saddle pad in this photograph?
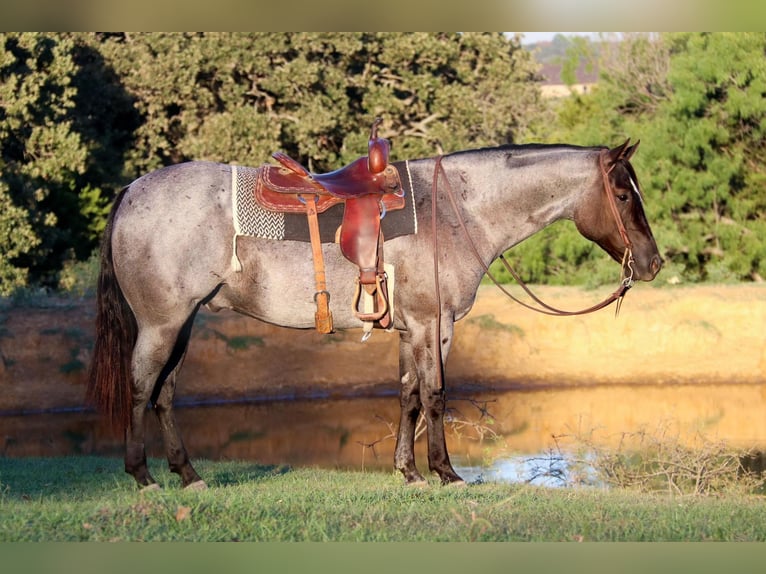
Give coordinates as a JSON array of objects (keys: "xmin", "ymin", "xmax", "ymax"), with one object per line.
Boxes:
[{"xmin": 232, "ymin": 162, "xmax": 417, "ymax": 244}]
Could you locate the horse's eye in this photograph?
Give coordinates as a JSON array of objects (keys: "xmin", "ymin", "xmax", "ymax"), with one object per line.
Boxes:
[{"xmin": 617, "ymin": 193, "xmax": 629, "ymax": 202}]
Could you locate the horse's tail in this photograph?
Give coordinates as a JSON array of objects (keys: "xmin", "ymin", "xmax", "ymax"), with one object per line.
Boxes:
[{"xmin": 86, "ymin": 186, "xmax": 137, "ymax": 435}]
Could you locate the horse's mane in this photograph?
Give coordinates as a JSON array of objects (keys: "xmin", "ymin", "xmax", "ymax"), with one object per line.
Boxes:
[{"xmin": 440, "ymin": 143, "xmax": 607, "ymax": 172}]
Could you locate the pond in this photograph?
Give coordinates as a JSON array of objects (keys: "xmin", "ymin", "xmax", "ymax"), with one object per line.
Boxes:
[{"xmin": 2, "ymin": 382, "xmax": 766, "ymax": 486}]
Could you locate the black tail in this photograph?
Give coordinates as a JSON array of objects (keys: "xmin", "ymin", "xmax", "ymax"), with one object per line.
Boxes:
[{"xmin": 86, "ymin": 187, "xmax": 137, "ymax": 434}]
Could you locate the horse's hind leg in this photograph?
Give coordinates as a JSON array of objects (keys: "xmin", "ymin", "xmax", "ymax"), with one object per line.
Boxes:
[
  {"xmin": 125, "ymin": 376, "xmax": 158, "ymax": 489},
  {"xmin": 153, "ymin": 369, "xmax": 205, "ymax": 489},
  {"xmin": 152, "ymin": 314, "xmax": 205, "ymax": 489},
  {"xmin": 126, "ymin": 317, "xmax": 201, "ymax": 489}
]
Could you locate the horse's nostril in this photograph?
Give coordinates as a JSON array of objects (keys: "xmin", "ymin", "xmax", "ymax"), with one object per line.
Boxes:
[{"xmin": 651, "ymin": 255, "xmax": 663, "ymax": 276}]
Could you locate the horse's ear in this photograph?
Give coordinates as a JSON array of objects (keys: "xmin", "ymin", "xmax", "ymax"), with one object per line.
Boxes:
[
  {"xmin": 607, "ymin": 139, "xmax": 638, "ymax": 165},
  {"xmin": 623, "ymin": 139, "xmax": 640, "ymax": 161}
]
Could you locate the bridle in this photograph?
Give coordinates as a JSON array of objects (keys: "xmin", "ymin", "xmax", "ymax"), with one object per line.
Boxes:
[{"xmin": 431, "ymin": 149, "xmax": 636, "ymax": 320}]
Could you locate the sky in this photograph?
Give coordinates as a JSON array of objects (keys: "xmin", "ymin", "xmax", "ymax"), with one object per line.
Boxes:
[{"xmin": 514, "ymin": 32, "xmax": 599, "ymax": 45}]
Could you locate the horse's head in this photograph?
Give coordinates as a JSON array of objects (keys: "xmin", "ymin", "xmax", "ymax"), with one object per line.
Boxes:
[{"xmin": 574, "ymin": 140, "xmax": 662, "ymax": 282}]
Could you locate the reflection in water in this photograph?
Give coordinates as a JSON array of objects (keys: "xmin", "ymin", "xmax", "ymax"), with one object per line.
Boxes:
[
  {"xmin": 454, "ymin": 452, "xmax": 583, "ymax": 488},
  {"xmin": 2, "ymin": 383, "xmax": 766, "ymax": 484}
]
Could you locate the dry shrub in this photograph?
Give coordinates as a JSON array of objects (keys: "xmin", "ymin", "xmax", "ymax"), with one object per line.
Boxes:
[{"xmin": 557, "ymin": 422, "xmax": 766, "ymax": 496}]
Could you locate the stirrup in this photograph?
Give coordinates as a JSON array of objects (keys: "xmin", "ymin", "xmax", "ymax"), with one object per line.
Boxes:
[{"xmin": 351, "ymin": 274, "xmax": 389, "ymax": 323}]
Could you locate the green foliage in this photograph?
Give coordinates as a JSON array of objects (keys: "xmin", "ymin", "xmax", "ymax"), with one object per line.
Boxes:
[
  {"xmin": 0, "ymin": 33, "xmax": 87, "ymax": 293},
  {"xmin": 638, "ymin": 33, "xmax": 766, "ymax": 282},
  {"xmin": 57, "ymin": 249, "xmax": 99, "ymax": 296},
  {"xmin": 558, "ymin": 35, "xmax": 596, "ymax": 87},
  {"xmin": 0, "ymin": 179, "xmax": 39, "ymax": 294},
  {"xmin": 91, "ymin": 32, "xmax": 541, "ymax": 170},
  {"xmin": 521, "ymin": 32, "xmax": 766, "ymax": 285}
]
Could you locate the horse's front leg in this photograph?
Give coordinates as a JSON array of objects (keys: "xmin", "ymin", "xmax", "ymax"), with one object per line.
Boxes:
[
  {"xmin": 421, "ymin": 317, "xmax": 463, "ymax": 485},
  {"xmin": 395, "ymin": 321, "xmax": 464, "ymax": 485},
  {"xmin": 394, "ymin": 330, "xmax": 427, "ymax": 485}
]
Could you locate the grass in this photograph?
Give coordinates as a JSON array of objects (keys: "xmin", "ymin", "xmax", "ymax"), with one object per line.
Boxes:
[
  {"xmin": 467, "ymin": 313, "xmax": 525, "ymax": 336},
  {"xmin": 191, "ymin": 314, "xmax": 264, "ymax": 351},
  {"xmin": 3, "ymin": 456, "xmax": 766, "ymax": 541},
  {"xmin": 224, "ymin": 335, "xmax": 265, "ymax": 351}
]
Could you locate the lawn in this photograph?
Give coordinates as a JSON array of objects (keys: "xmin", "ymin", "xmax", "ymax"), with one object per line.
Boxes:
[{"xmin": 2, "ymin": 456, "xmax": 766, "ymax": 542}]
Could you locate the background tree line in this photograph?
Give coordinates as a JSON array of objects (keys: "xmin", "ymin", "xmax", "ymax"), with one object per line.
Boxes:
[
  {"xmin": 1, "ymin": 32, "xmax": 764, "ymax": 296},
  {"xmin": 504, "ymin": 32, "xmax": 766, "ymax": 287}
]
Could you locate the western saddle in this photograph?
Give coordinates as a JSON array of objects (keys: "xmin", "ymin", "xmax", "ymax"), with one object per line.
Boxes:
[{"xmin": 255, "ymin": 118, "xmax": 405, "ymax": 335}]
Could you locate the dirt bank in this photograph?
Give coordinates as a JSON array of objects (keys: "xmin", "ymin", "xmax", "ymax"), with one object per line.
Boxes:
[{"xmin": 0, "ymin": 284, "xmax": 764, "ymax": 413}]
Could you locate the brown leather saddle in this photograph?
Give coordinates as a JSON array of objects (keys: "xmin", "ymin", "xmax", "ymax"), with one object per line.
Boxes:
[{"xmin": 255, "ymin": 118, "xmax": 405, "ymax": 334}]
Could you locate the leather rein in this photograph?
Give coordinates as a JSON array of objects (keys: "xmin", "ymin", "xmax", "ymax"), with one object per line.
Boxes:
[{"xmin": 431, "ymin": 149, "xmax": 636, "ymax": 320}]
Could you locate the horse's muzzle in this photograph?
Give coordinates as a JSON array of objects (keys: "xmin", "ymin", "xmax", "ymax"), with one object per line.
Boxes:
[
  {"xmin": 639, "ymin": 254, "xmax": 663, "ymax": 281},
  {"xmin": 651, "ymin": 254, "xmax": 663, "ymax": 276}
]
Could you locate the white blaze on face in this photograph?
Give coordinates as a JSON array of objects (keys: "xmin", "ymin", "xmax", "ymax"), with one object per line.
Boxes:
[{"xmin": 629, "ymin": 175, "xmax": 644, "ymax": 207}]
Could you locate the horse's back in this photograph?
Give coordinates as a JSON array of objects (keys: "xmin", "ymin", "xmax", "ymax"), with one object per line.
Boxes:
[{"xmin": 121, "ymin": 161, "xmax": 232, "ymax": 216}]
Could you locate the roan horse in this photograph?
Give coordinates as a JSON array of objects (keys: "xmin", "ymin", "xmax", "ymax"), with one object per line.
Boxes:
[{"xmin": 87, "ymin": 139, "xmax": 662, "ymax": 490}]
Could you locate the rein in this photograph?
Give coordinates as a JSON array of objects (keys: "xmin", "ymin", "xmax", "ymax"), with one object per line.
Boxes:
[{"xmin": 431, "ymin": 150, "xmax": 635, "ymax": 320}]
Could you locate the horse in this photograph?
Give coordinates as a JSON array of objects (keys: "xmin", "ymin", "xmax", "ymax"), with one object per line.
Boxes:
[{"xmin": 87, "ymin": 140, "xmax": 662, "ymax": 490}]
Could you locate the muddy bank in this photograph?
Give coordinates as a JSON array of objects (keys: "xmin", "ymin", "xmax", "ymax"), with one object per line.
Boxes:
[{"xmin": 0, "ymin": 284, "xmax": 764, "ymax": 413}]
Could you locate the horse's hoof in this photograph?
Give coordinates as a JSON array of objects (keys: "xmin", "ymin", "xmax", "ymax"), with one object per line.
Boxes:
[
  {"xmin": 184, "ymin": 480, "xmax": 208, "ymax": 491},
  {"xmin": 140, "ymin": 483, "xmax": 161, "ymax": 492}
]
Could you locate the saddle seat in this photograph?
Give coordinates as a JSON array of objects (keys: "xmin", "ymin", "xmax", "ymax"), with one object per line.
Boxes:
[
  {"xmin": 253, "ymin": 119, "xmax": 404, "ymax": 336},
  {"xmin": 256, "ymin": 151, "xmax": 403, "ymax": 214},
  {"xmin": 269, "ymin": 154, "xmax": 401, "ymax": 200}
]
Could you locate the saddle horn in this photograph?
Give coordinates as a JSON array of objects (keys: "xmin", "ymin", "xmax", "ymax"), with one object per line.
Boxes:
[{"xmin": 368, "ymin": 117, "xmax": 390, "ymax": 174}]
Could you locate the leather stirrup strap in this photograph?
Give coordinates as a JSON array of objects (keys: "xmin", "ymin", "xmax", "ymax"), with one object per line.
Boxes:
[{"xmin": 303, "ymin": 195, "xmax": 334, "ymax": 333}]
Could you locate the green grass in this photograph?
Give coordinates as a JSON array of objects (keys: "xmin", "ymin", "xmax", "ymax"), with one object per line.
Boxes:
[
  {"xmin": 225, "ymin": 335, "xmax": 265, "ymax": 351},
  {"xmin": 2, "ymin": 456, "xmax": 766, "ymax": 541},
  {"xmin": 467, "ymin": 313, "xmax": 525, "ymax": 336}
]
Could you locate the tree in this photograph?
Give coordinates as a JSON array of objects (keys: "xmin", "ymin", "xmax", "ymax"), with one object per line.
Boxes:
[
  {"xmin": 93, "ymin": 32, "xmax": 541, "ymax": 172},
  {"xmin": 637, "ymin": 33, "xmax": 766, "ymax": 282},
  {"xmin": 0, "ymin": 32, "xmax": 89, "ymax": 293},
  {"xmin": 505, "ymin": 33, "xmax": 766, "ymax": 285},
  {"xmin": 0, "ymin": 179, "xmax": 39, "ymax": 294},
  {"xmin": 355, "ymin": 32, "xmax": 542, "ymax": 159}
]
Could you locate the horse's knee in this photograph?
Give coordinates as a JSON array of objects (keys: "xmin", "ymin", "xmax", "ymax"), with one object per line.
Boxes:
[
  {"xmin": 422, "ymin": 388, "xmax": 446, "ymax": 417},
  {"xmin": 399, "ymin": 373, "xmax": 421, "ymax": 411}
]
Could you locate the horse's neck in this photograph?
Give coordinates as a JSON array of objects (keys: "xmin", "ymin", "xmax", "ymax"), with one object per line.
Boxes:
[{"xmin": 417, "ymin": 148, "xmax": 598, "ymax": 262}]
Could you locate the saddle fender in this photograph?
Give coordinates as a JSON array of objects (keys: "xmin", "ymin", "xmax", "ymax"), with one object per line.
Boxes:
[{"xmin": 339, "ymin": 194, "xmax": 383, "ymax": 285}]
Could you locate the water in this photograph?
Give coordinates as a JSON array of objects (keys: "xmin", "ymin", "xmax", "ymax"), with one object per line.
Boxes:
[{"xmin": 2, "ymin": 383, "xmax": 766, "ymax": 485}]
